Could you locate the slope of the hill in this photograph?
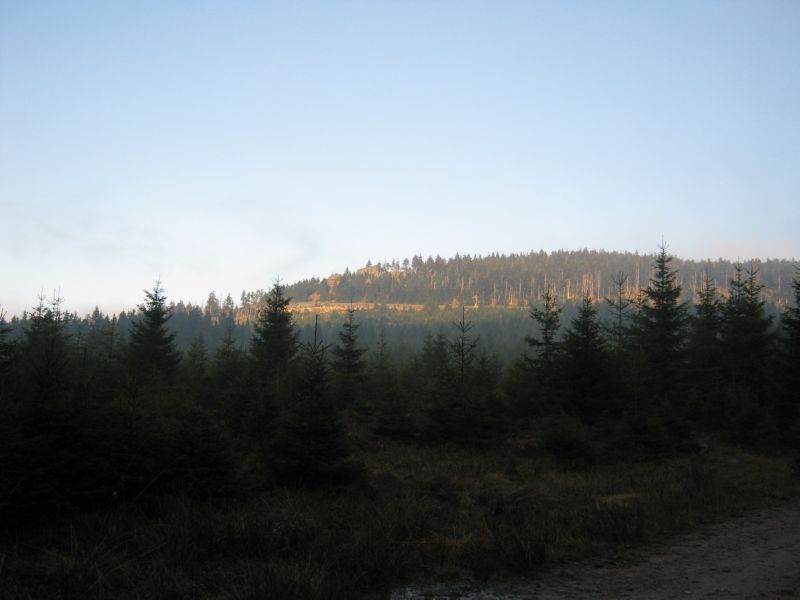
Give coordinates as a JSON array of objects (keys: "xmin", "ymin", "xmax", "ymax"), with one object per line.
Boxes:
[{"xmin": 270, "ymin": 250, "xmax": 796, "ymax": 314}]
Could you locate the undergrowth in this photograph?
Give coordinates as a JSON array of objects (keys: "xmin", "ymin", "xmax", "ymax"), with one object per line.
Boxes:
[{"xmin": 1, "ymin": 441, "xmax": 797, "ymax": 599}]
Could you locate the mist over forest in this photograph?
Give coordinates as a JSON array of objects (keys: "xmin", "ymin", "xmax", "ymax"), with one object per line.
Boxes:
[
  {"xmin": 2, "ymin": 242, "xmax": 800, "ymax": 599},
  {"xmin": 4, "ymin": 249, "xmax": 796, "ymax": 362},
  {"xmin": 3, "ymin": 1, "xmax": 799, "ymax": 596},
  {"xmin": 0, "ymin": 245, "xmax": 800, "ymax": 599}
]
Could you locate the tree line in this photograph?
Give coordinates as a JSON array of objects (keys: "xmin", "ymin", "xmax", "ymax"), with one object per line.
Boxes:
[
  {"xmin": 281, "ymin": 249, "xmax": 797, "ymax": 309},
  {"xmin": 1, "ymin": 244, "xmax": 798, "ymax": 521}
]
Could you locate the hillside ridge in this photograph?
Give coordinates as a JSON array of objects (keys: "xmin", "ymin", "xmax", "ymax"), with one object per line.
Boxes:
[{"xmin": 234, "ymin": 249, "xmax": 797, "ymax": 318}]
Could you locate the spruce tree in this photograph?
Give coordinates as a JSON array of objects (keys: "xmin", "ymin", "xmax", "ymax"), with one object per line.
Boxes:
[
  {"xmin": 128, "ymin": 280, "xmax": 181, "ymax": 388},
  {"xmin": 431, "ymin": 306, "xmax": 485, "ymax": 443},
  {"xmin": 558, "ymin": 294, "xmax": 617, "ymax": 423},
  {"xmin": 717, "ymin": 262, "xmax": 776, "ymax": 442},
  {"xmin": 211, "ymin": 322, "xmax": 249, "ymax": 435},
  {"xmin": 79, "ymin": 307, "xmax": 118, "ymax": 404},
  {"xmin": 467, "ymin": 350, "xmax": 503, "ymax": 442},
  {"xmin": 782, "ymin": 266, "xmax": 800, "ymax": 349},
  {"xmin": 526, "ymin": 286, "xmax": 561, "ymax": 368},
  {"xmin": 271, "ymin": 316, "xmax": 355, "ymax": 487},
  {"xmin": 23, "ymin": 294, "xmax": 71, "ymax": 405},
  {"xmin": 605, "ymin": 272, "xmax": 632, "ymax": 356},
  {"xmin": 331, "ymin": 308, "xmax": 367, "ymax": 409},
  {"xmin": 0, "ymin": 307, "xmax": 13, "ymax": 401},
  {"xmin": 251, "ymin": 280, "xmax": 298, "ymax": 400},
  {"xmin": 450, "ymin": 306, "xmax": 478, "ymax": 390},
  {"xmin": 183, "ymin": 334, "xmax": 210, "ymax": 401},
  {"xmin": 524, "ymin": 286, "xmax": 562, "ymax": 410},
  {"xmin": 418, "ymin": 331, "xmax": 455, "ymax": 437},
  {"xmin": 778, "ymin": 266, "xmax": 800, "ymax": 437},
  {"xmin": 721, "ymin": 262, "xmax": 774, "ymax": 392},
  {"xmin": 214, "ymin": 320, "xmax": 243, "ymax": 383},
  {"xmin": 687, "ymin": 274, "xmax": 724, "ymax": 425},
  {"xmin": 629, "ymin": 243, "xmax": 689, "ymax": 404},
  {"xmin": 622, "ymin": 244, "xmax": 695, "ymax": 454},
  {"xmin": 370, "ymin": 331, "xmax": 412, "ymax": 438},
  {"xmin": 419, "ymin": 331, "xmax": 453, "ymax": 402},
  {"xmin": 222, "ymin": 293, "xmax": 236, "ymax": 319}
]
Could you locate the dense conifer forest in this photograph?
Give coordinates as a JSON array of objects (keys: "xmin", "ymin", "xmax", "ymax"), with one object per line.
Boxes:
[
  {"xmin": 284, "ymin": 249, "xmax": 797, "ymax": 309},
  {"xmin": 1, "ymin": 245, "xmax": 799, "ymax": 598}
]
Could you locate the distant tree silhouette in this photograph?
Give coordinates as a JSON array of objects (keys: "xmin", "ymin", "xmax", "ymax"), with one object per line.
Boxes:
[
  {"xmin": 23, "ymin": 294, "xmax": 71, "ymax": 404},
  {"xmin": 450, "ymin": 306, "xmax": 478, "ymax": 390},
  {"xmin": 283, "ymin": 249, "xmax": 797, "ymax": 313},
  {"xmin": 714, "ymin": 262, "xmax": 777, "ymax": 443},
  {"xmin": 204, "ymin": 291, "xmax": 221, "ymax": 320},
  {"xmin": 629, "ymin": 243, "xmax": 689, "ymax": 404},
  {"xmin": 526, "ymin": 286, "xmax": 561, "ymax": 368},
  {"xmin": 251, "ymin": 280, "xmax": 298, "ymax": 401},
  {"xmin": 222, "ymin": 292, "xmax": 236, "ymax": 318},
  {"xmin": 128, "ymin": 280, "xmax": 181, "ymax": 389},
  {"xmin": 782, "ymin": 265, "xmax": 800, "ymax": 353},
  {"xmin": 209, "ymin": 322, "xmax": 250, "ymax": 437},
  {"xmin": 524, "ymin": 285, "xmax": 562, "ymax": 411},
  {"xmin": 331, "ymin": 308, "xmax": 367, "ymax": 409},
  {"xmin": 687, "ymin": 274, "xmax": 724, "ymax": 425},
  {"xmin": 721, "ymin": 262, "xmax": 774, "ymax": 393},
  {"xmin": 418, "ymin": 331, "xmax": 456, "ymax": 438},
  {"xmin": 0, "ymin": 307, "xmax": 14, "ymax": 400},
  {"xmin": 426, "ymin": 307, "xmax": 488, "ymax": 443},
  {"xmin": 778, "ymin": 266, "xmax": 800, "ymax": 438},
  {"xmin": 466, "ymin": 349, "xmax": 503, "ymax": 442},
  {"xmin": 605, "ymin": 272, "xmax": 632, "ymax": 356},
  {"xmin": 183, "ymin": 334, "xmax": 209, "ymax": 401},
  {"xmin": 76, "ymin": 307, "xmax": 119, "ymax": 404},
  {"xmin": 558, "ymin": 294, "xmax": 618, "ymax": 423},
  {"xmin": 270, "ymin": 316, "xmax": 356, "ymax": 487},
  {"xmin": 370, "ymin": 331, "xmax": 412, "ymax": 438},
  {"xmin": 214, "ymin": 320, "xmax": 242, "ymax": 377},
  {"xmin": 622, "ymin": 243, "xmax": 696, "ymax": 454}
]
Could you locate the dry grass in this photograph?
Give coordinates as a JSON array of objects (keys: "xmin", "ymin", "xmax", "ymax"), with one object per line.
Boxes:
[{"xmin": 1, "ymin": 440, "xmax": 797, "ymax": 599}]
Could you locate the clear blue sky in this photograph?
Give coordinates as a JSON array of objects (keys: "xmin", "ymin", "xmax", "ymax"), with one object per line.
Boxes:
[{"xmin": 1, "ymin": 1, "xmax": 798, "ymax": 316}]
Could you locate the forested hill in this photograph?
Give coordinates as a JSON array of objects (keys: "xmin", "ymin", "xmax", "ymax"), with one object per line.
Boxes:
[
  {"xmin": 266, "ymin": 250, "xmax": 796, "ymax": 312},
  {"xmin": 4, "ymin": 249, "xmax": 796, "ymax": 357}
]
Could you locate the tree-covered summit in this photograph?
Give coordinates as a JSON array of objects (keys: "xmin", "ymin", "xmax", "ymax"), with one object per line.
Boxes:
[{"xmin": 274, "ymin": 249, "xmax": 795, "ymax": 310}]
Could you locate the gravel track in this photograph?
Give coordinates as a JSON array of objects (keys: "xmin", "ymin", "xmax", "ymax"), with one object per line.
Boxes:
[{"xmin": 392, "ymin": 502, "xmax": 800, "ymax": 599}]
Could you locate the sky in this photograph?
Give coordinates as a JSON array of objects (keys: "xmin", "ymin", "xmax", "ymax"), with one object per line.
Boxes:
[{"xmin": 1, "ymin": 1, "xmax": 799, "ymax": 317}]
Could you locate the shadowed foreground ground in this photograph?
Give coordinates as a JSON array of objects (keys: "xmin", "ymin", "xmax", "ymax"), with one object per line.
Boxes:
[{"xmin": 393, "ymin": 501, "xmax": 800, "ymax": 599}]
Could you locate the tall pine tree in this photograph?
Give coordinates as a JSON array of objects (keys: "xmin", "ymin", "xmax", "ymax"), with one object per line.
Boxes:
[
  {"xmin": 430, "ymin": 307, "xmax": 487, "ymax": 443},
  {"xmin": 331, "ymin": 308, "xmax": 367, "ymax": 410},
  {"xmin": 23, "ymin": 294, "xmax": 71, "ymax": 405},
  {"xmin": 629, "ymin": 243, "xmax": 689, "ymax": 405},
  {"xmin": 370, "ymin": 331, "xmax": 412, "ymax": 438},
  {"xmin": 271, "ymin": 316, "xmax": 355, "ymax": 487},
  {"xmin": 211, "ymin": 322, "xmax": 249, "ymax": 436},
  {"xmin": 605, "ymin": 272, "xmax": 632, "ymax": 357},
  {"xmin": 251, "ymin": 280, "xmax": 298, "ymax": 401},
  {"xmin": 687, "ymin": 274, "xmax": 724, "ymax": 425},
  {"xmin": 128, "ymin": 280, "xmax": 181, "ymax": 389},
  {"xmin": 778, "ymin": 266, "xmax": 800, "ymax": 440},
  {"xmin": 0, "ymin": 307, "xmax": 14, "ymax": 401},
  {"xmin": 718, "ymin": 262, "xmax": 776, "ymax": 442},
  {"xmin": 721, "ymin": 262, "xmax": 774, "ymax": 393},
  {"xmin": 524, "ymin": 285, "xmax": 562, "ymax": 412},
  {"xmin": 558, "ymin": 294, "xmax": 618, "ymax": 423}
]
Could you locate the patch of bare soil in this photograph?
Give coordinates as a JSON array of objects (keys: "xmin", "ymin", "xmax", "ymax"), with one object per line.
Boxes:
[{"xmin": 393, "ymin": 502, "xmax": 800, "ymax": 599}]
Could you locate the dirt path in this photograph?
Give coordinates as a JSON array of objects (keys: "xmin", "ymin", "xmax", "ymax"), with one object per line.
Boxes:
[{"xmin": 392, "ymin": 502, "xmax": 800, "ymax": 599}]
